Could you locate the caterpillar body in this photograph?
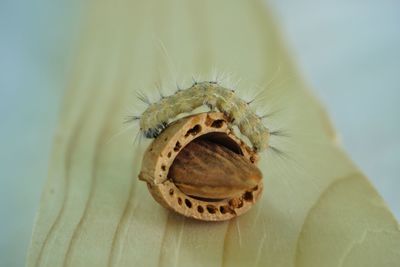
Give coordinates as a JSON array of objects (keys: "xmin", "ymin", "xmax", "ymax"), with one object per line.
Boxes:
[{"xmin": 137, "ymin": 81, "xmax": 270, "ymax": 152}]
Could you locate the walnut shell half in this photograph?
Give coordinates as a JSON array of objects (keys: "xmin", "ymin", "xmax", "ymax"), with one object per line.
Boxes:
[{"xmin": 138, "ymin": 112, "xmax": 263, "ymax": 221}]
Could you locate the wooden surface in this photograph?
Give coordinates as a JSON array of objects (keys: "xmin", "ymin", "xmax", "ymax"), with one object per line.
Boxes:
[{"xmin": 27, "ymin": 0, "xmax": 400, "ymax": 266}]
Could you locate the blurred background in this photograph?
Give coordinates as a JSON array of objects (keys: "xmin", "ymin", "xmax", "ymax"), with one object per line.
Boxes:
[{"xmin": 0, "ymin": 0, "xmax": 399, "ymax": 266}]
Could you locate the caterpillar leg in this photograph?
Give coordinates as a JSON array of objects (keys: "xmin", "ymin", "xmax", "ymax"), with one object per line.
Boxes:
[{"xmin": 206, "ymin": 102, "xmax": 216, "ymax": 112}]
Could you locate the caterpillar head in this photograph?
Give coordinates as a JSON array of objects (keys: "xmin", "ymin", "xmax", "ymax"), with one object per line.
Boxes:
[{"xmin": 143, "ymin": 122, "xmax": 168, "ymax": 138}]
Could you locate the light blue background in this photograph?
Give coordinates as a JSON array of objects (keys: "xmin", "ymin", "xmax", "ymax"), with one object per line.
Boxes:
[
  {"xmin": 270, "ymin": 0, "xmax": 400, "ymax": 220},
  {"xmin": 0, "ymin": 1, "xmax": 399, "ymax": 266},
  {"xmin": 0, "ymin": 1, "xmax": 82, "ymax": 266}
]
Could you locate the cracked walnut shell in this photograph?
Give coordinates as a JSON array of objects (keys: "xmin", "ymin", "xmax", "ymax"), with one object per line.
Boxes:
[{"xmin": 138, "ymin": 112, "xmax": 263, "ymax": 221}]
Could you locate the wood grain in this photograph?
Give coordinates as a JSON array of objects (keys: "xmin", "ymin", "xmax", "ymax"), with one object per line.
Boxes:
[{"xmin": 27, "ymin": 0, "xmax": 400, "ymax": 266}]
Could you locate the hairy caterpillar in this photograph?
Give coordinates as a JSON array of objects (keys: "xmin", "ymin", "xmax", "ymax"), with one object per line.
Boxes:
[{"xmin": 130, "ymin": 80, "xmax": 270, "ymax": 152}]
